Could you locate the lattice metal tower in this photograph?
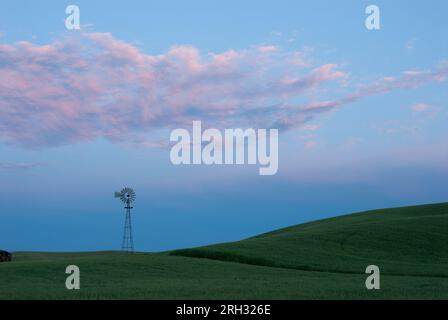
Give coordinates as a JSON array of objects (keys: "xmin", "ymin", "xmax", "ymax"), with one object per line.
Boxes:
[{"xmin": 114, "ymin": 187, "xmax": 136, "ymax": 253}]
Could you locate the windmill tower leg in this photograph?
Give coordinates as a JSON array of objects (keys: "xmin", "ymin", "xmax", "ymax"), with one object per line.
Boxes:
[
  {"xmin": 121, "ymin": 210, "xmax": 127, "ymax": 252},
  {"xmin": 128, "ymin": 210, "xmax": 134, "ymax": 252},
  {"xmin": 122, "ymin": 206, "xmax": 134, "ymax": 253}
]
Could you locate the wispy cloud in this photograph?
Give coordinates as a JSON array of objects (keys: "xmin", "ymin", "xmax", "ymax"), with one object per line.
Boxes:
[
  {"xmin": 0, "ymin": 31, "xmax": 446, "ymax": 149},
  {"xmin": 0, "ymin": 161, "xmax": 42, "ymax": 170},
  {"xmin": 411, "ymin": 103, "xmax": 431, "ymax": 112},
  {"xmin": 405, "ymin": 38, "xmax": 418, "ymax": 52},
  {"xmin": 270, "ymin": 62, "xmax": 448, "ymax": 130}
]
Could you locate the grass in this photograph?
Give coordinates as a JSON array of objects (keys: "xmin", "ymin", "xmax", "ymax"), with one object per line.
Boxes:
[{"xmin": 1, "ymin": 203, "xmax": 447, "ymax": 299}]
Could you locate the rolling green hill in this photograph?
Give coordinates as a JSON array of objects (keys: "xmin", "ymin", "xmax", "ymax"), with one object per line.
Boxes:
[
  {"xmin": 1, "ymin": 203, "xmax": 447, "ymax": 299},
  {"xmin": 171, "ymin": 202, "xmax": 448, "ymax": 277}
]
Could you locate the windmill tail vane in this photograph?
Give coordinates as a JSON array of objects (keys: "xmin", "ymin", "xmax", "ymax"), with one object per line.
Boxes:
[{"xmin": 115, "ymin": 187, "xmax": 136, "ymax": 253}]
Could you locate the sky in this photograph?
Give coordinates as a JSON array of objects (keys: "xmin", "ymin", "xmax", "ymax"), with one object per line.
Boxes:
[{"xmin": 0, "ymin": 0, "xmax": 447, "ymax": 251}]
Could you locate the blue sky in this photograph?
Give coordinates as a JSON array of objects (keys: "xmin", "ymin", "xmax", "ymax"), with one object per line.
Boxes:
[{"xmin": 0, "ymin": 0, "xmax": 447, "ymax": 251}]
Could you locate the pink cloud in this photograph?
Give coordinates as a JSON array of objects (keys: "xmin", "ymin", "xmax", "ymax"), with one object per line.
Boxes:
[
  {"xmin": 304, "ymin": 141, "xmax": 318, "ymax": 150},
  {"xmin": 302, "ymin": 124, "xmax": 320, "ymax": 131},
  {"xmin": 0, "ymin": 31, "xmax": 446, "ymax": 149},
  {"xmin": 271, "ymin": 62, "xmax": 448, "ymax": 130},
  {"xmin": 0, "ymin": 32, "xmax": 348, "ymax": 148},
  {"xmin": 256, "ymin": 45, "xmax": 279, "ymax": 54},
  {"xmin": 412, "ymin": 103, "xmax": 431, "ymax": 112}
]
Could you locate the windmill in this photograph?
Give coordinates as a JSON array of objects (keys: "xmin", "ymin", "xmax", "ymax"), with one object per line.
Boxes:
[{"xmin": 115, "ymin": 187, "xmax": 136, "ymax": 253}]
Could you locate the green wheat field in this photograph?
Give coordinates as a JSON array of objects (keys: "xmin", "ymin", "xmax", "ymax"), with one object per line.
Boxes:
[{"xmin": 1, "ymin": 203, "xmax": 447, "ymax": 299}]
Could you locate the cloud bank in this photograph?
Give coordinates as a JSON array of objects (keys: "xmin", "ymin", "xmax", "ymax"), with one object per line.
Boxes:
[{"xmin": 0, "ymin": 31, "xmax": 446, "ymax": 148}]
